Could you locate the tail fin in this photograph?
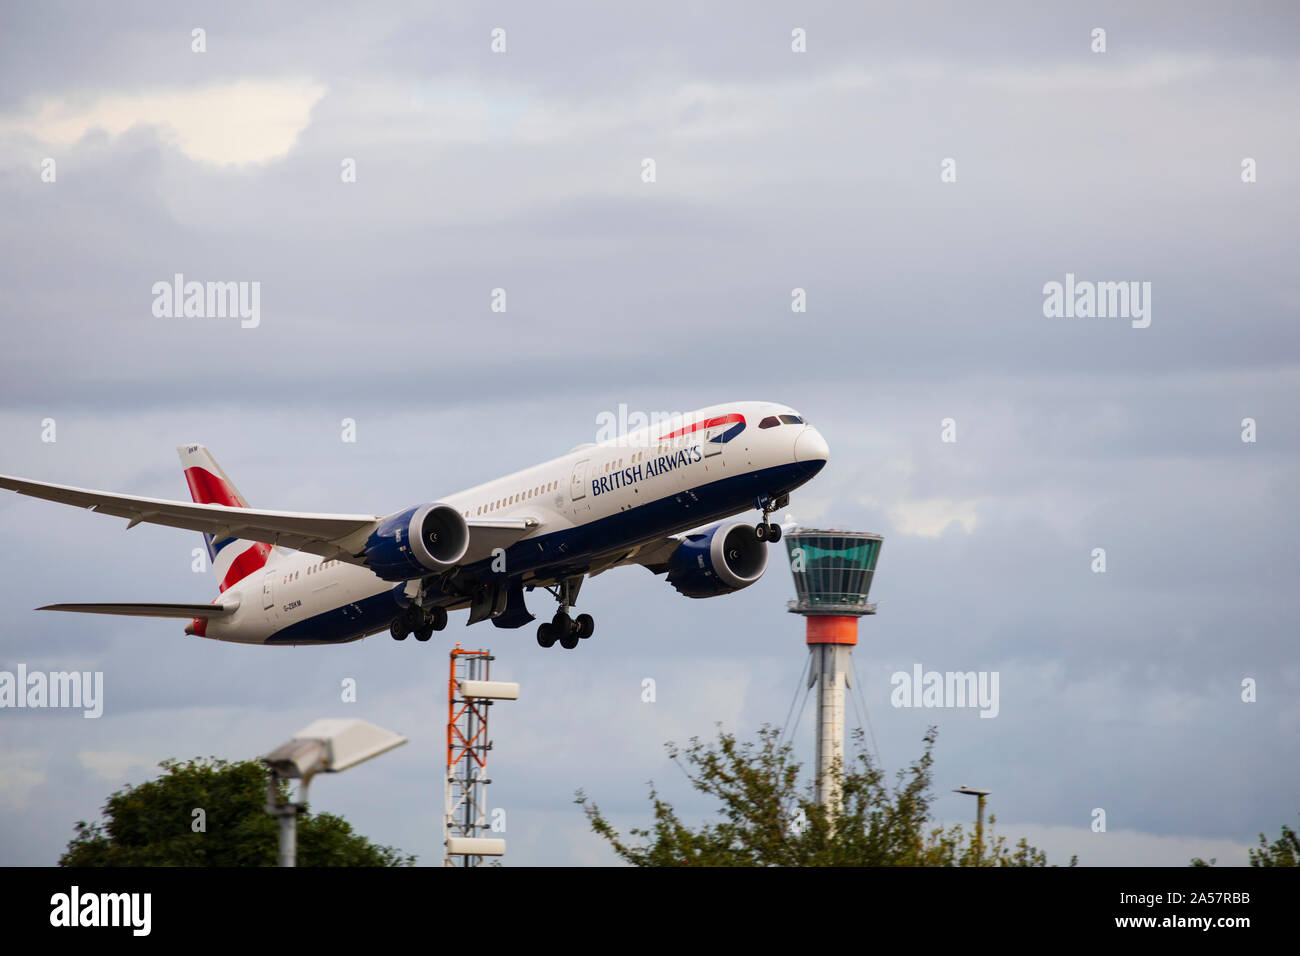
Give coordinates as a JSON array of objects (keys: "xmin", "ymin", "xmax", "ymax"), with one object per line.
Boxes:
[{"xmin": 178, "ymin": 444, "xmax": 273, "ymax": 593}]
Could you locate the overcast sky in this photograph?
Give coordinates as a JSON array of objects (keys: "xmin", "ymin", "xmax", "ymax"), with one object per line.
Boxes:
[{"xmin": 0, "ymin": 1, "xmax": 1296, "ymax": 867}]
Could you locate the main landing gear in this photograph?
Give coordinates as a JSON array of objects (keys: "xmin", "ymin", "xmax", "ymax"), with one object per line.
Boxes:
[
  {"xmin": 537, "ymin": 576, "xmax": 594, "ymax": 650},
  {"xmin": 754, "ymin": 494, "xmax": 787, "ymax": 543},
  {"xmin": 537, "ymin": 611, "xmax": 594, "ymax": 650},
  {"xmin": 390, "ymin": 605, "xmax": 448, "ymax": 642}
]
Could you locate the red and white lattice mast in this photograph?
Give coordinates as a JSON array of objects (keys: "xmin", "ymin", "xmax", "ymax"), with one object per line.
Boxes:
[{"xmin": 444, "ymin": 644, "xmax": 518, "ymax": 866}]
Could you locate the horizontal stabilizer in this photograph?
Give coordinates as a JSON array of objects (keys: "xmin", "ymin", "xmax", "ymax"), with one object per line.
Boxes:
[{"xmin": 37, "ymin": 602, "xmax": 237, "ymax": 620}]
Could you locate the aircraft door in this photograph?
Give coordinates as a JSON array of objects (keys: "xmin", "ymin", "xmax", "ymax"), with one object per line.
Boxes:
[
  {"xmin": 570, "ymin": 459, "xmax": 589, "ymax": 502},
  {"xmin": 262, "ymin": 571, "xmax": 274, "ymax": 610}
]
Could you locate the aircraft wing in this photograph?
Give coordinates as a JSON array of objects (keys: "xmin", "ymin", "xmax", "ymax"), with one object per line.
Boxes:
[
  {"xmin": 0, "ymin": 473, "xmax": 381, "ymax": 560},
  {"xmin": 459, "ymin": 517, "xmax": 539, "ymax": 564},
  {"xmin": 587, "ymin": 535, "xmax": 681, "ymax": 577},
  {"xmin": 0, "ymin": 473, "xmax": 542, "ymax": 571},
  {"xmin": 39, "ymin": 602, "xmax": 238, "ymax": 619}
]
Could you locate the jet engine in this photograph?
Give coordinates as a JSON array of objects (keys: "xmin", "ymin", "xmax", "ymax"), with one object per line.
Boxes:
[
  {"xmin": 665, "ymin": 520, "xmax": 768, "ymax": 598},
  {"xmin": 363, "ymin": 504, "xmax": 469, "ymax": 581}
]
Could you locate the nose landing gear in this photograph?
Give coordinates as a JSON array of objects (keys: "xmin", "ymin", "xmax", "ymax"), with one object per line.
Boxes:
[{"xmin": 754, "ymin": 494, "xmax": 787, "ymax": 542}]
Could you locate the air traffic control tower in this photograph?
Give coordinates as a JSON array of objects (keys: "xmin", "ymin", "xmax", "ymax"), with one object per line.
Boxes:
[{"xmin": 783, "ymin": 528, "xmax": 884, "ymax": 809}]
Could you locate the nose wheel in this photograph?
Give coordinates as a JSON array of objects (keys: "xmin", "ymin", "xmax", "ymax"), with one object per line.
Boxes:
[{"xmin": 754, "ymin": 495, "xmax": 783, "ymax": 543}]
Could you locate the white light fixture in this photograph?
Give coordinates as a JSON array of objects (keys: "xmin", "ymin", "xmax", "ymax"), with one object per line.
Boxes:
[{"xmin": 262, "ymin": 718, "xmax": 408, "ymax": 867}]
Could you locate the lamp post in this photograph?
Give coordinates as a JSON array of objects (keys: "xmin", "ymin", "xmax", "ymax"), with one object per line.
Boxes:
[
  {"xmin": 262, "ymin": 718, "xmax": 408, "ymax": 867},
  {"xmin": 953, "ymin": 786, "xmax": 990, "ymax": 865}
]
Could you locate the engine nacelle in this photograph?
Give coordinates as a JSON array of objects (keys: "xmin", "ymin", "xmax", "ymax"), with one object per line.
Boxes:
[
  {"xmin": 364, "ymin": 504, "xmax": 469, "ymax": 581},
  {"xmin": 666, "ymin": 520, "xmax": 768, "ymax": 598}
]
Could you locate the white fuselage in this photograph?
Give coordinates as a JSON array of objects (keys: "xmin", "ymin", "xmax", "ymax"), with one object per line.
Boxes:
[{"xmin": 203, "ymin": 401, "xmax": 828, "ymax": 645}]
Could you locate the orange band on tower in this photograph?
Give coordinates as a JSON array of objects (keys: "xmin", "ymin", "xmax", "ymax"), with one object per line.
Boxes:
[{"xmin": 805, "ymin": 615, "xmax": 859, "ymax": 645}]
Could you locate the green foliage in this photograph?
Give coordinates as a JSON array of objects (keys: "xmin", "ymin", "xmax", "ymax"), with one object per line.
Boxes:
[
  {"xmin": 60, "ymin": 757, "xmax": 414, "ymax": 867},
  {"xmin": 577, "ymin": 725, "xmax": 1075, "ymax": 867},
  {"xmin": 1249, "ymin": 819, "xmax": 1300, "ymax": 867},
  {"xmin": 1192, "ymin": 816, "xmax": 1300, "ymax": 867}
]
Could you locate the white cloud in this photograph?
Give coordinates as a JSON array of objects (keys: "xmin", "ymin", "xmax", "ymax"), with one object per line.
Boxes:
[
  {"xmin": 889, "ymin": 496, "xmax": 981, "ymax": 537},
  {"xmin": 77, "ymin": 750, "xmax": 156, "ymax": 783},
  {"xmin": 0, "ymin": 752, "xmax": 46, "ymax": 809},
  {"xmin": 1, "ymin": 79, "xmax": 326, "ymax": 165}
]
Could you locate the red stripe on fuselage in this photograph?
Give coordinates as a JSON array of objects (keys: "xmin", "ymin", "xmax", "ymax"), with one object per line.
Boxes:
[{"xmin": 658, "ymin": 413, "xmax": 745, "ymax": 440}]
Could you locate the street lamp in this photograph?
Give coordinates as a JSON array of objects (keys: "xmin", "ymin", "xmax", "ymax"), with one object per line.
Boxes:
[
  {"xmin": 953, "ymin": 786, "xmax": 991, "ymax": 865},
  {"xmin": 262, "ymin": 718, "xmax": 408, "ymax": 867}
]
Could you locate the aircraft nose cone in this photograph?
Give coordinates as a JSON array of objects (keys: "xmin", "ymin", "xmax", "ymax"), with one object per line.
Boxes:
[{"xmin": 795, "ymin": 427, "xmax": 829, "ymax": 465}]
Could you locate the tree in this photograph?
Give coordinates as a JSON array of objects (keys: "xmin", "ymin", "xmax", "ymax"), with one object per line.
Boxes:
[
  {"xmin": 60, "ymin": 757, "xmax": 414, "ymax": 866},
  {"xmin": 577, "ymin": 725, "xmax": 1074, "ymax": 867},
  {"xmin": 1191, "ymin": 815, "xmax": 1299, "ymax": 867}
]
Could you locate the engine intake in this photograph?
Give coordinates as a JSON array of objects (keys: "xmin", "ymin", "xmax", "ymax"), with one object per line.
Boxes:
[
  {"xmin": 666, "ymin": 520, "xmax": 768, "ymax": 598},
  {"xmin": 364, "ymin": 504, "xmax": 469, "ymax": 581}
]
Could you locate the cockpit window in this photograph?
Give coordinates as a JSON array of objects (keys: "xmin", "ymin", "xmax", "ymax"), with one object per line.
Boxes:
[
  {"xmin": 779, "ymin": 414, "xmax": 803, "ymax": 425},
  {"xmin": 759, "ymin": 416, "xmax": 781, "ymax": 429}
]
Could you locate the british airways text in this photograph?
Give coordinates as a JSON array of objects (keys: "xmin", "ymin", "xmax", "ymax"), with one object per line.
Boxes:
[{"xmin": 592, "ymin": 445, "xmax": 703, "ymax": 496}]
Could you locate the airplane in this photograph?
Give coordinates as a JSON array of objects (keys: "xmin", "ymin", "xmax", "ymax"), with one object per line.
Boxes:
[{"xmin": 0, "ymin": 401, "xmax": 829, "ymax": 650}]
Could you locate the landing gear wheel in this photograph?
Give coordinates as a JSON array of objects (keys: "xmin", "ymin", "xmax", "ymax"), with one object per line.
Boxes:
[
  {"xmin": 575, "ymin": 613, "xmax": 595, "ymax": 640},
  {"xmin": 755, "ymin": 522, "xmax": 768, "ymax": 541},
  {"xmin": 431, "ymin": 606, "xmax": 448, "ymax": 631},
  {"xmin": 767, "ymin": 523, "xmax": 782, "ymax": 542},
  {"xmin": 560, "ymin": 628, "xmax": 580, "ymax": 650},
  {"xmin": 390, "ymin": 618, "xmax": 409, "ymax": 641},
  {"xmin": 552, "ymin": 610, "xmax": 572, "ymax": 632},
  {"xmin": 537, "ymin": 622, "xmax": 557, "ymax": 648},
  {"xmin": 413, "ymin": 624, "xmax": 434, "ymax": 642}
]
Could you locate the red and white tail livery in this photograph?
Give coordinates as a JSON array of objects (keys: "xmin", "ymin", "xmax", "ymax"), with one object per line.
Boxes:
[{"xmin": 179, "ymin": 444, "xmax": 273, "ymax": 594}]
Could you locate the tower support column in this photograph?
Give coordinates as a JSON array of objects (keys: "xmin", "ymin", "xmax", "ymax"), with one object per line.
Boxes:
[{"xmin": 810, "ymin": 642, "xmax": 853, "ymax": 812}]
